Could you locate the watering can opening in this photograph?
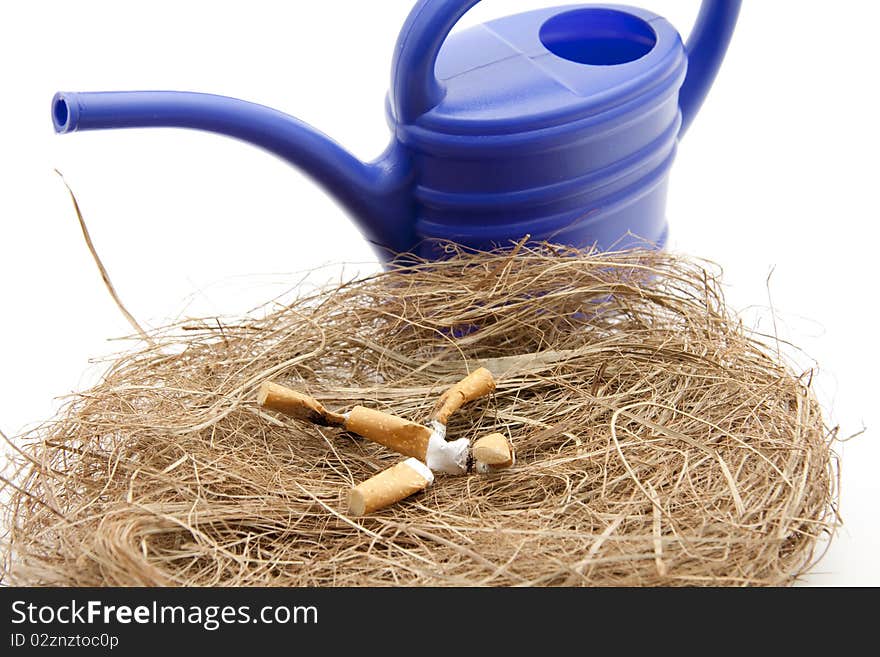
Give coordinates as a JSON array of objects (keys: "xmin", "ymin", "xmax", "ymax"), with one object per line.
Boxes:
[
  {"xmin": 53, "ymin": 96, "xmax": 71, "ymax": 132},
  {"xmin": 539, "ymin": 8, "xmax": 657, "ymax": 67}
]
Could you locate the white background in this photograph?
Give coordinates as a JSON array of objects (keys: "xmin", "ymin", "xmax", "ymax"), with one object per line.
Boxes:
[{"xmin": 1, "ymin": 1, "xmax": 877, "ymax": 585}]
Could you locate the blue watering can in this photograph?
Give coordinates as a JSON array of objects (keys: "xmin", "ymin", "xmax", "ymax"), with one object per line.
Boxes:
[{"xmin": 52, "ymin": 0, "xmax": 741, "ymax": 262}]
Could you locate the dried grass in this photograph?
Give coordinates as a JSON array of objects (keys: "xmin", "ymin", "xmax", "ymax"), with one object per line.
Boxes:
[{"xmin": 1, "ymin": 245, "xmax": 839, "ymax": 586}]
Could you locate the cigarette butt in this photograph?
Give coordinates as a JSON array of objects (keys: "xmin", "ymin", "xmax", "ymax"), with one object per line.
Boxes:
[
  {"xmin": 348, "ymin": 458, "xmax": 434, "ymax": 515},
  {"xmin": 432, "ymin": 367, "xmax": 496, "ymax": 424},
  {"xmin": 473, "ymin": 433, "xmax": 515, "ymax": 471},
  {"xmin": 257, "ymin": 381, "xmax": 346, "ymax": 426},
  {"xmin": 344, "ymin": 406, "xmax": 432, "ymax": 460}
]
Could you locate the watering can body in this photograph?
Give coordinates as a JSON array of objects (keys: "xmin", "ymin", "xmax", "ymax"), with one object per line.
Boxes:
[{"xmin": 52, "ymin": 0, "xmax": 741, "ymax": 262}]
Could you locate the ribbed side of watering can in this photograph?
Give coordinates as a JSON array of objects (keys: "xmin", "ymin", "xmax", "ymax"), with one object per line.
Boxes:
[{"xmin": 390, "ymin": 4, "xmax": 688, "ymax": 257}]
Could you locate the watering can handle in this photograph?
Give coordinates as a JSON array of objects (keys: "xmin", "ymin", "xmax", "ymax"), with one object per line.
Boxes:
[{"xmin": 391, "ymin": 0, "xmax": 742, "ymax": 134}]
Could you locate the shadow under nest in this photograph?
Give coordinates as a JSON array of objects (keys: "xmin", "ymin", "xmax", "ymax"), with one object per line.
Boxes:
[{"xmin": 1, "ymin": 246, "xmax": 838, "ymax": 586}]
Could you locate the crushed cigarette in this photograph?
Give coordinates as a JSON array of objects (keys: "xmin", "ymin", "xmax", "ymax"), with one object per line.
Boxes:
[
  {"xmin": 432, "ymin": 367, "xmax": 496, "ymax": 424},
  {"xmin": 473, "ymin": 433, "xmax": 515, "ymax": 473},
  {"xmin": 348, "ymin": 458, "xmax": 434, "ymax": 516},
  {"xmin": 258, "ymin": 383, "xmax": 432, "ymax": 459},
  {"xmin": 257, "ymin": 381, "xmax": 346, "ymax": 426},
  {"xmin": 257, "ymin": 377, "xmax": 500, "ymax": 479}
]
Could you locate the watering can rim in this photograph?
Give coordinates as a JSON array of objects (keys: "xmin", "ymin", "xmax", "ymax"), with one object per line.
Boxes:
[
  {"xmin": 391, "ymin": 0, "xmax": 742, "ymax": 136},
  {"xmin": 398, "ymin": 16, "xmax": 689, "ymax": 138}
]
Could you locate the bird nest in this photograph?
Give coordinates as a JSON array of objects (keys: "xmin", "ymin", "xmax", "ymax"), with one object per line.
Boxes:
[{"xmin": 1, "ymin": 246, "xmax": 839, "ymax": 586}]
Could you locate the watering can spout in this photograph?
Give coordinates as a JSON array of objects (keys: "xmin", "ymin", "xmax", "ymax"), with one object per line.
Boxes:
[{"xmin": 51, "ymin": 91, "xmax": 416, "ymax": 255}]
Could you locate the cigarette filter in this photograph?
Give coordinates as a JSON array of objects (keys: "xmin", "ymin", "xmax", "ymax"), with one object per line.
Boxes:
[
  {"xmin": 345, "ymin": 406, "xmax": 432, "ymax": 460},
  {"xmin": 257, "ymin": 381, "xmax": 346, "ymax": 426},
  {"xmin": 473, "ymin": 432, "xmax": 515, "ymax": 473},
  {"xmin": 348, "ymin": 458, "xmax": 434, "ymax": 516},
  {"xmin": 432, "ymin": 367, "xmax": 496, "ymax": 424}
]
